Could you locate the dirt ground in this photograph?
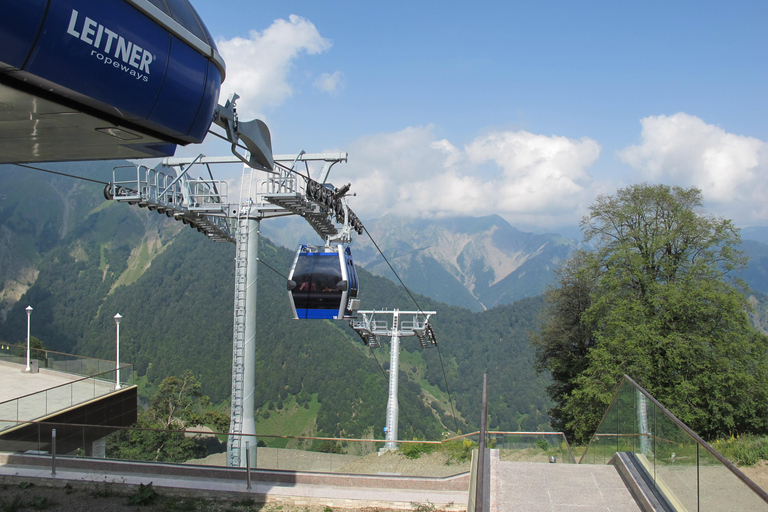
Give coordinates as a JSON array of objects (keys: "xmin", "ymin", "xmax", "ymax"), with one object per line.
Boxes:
[
  {"xmin": 739, "ymin": 460, "xmax": 768, "ymax": 493},
  {"xmin": 0, "ymin": 478, "xmax": 448, "ymax": 512},
  {"xmin": 188, "ymin": 448, "xmax": 471, "ymax": 477},
  {"xmin": 0, "ymin": 480, "xmax": 413, "ymax": 512}
]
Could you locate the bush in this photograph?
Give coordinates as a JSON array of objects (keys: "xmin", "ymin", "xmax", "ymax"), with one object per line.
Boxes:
[
  {"xmin": 400, "ymin": 442, "xmax": 436, "ymax": 459},
  {"xmin": 439, "ymin": 439, "xmax": 474, "ymax": 463},
  {"xmin": 714, "ymin": 435, "xmax": 768, "ymax": 466},
  {"xmin": 317, "ymin": 441, "xmax": 343, "ymax": 454},
  {"xmin": 128, "ymin": 482, "xmax": 159, "ymax": 506}
]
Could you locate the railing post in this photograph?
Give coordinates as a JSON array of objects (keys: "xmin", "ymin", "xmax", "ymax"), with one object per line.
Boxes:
[
  {"xmin": 245, "ymin": 441, "xmax": 252, "ymax": 490},
  {"xmin": 475, "ymin": 374, "xmax": 488, "ymax": 512},
  {"xmin": 51, "ymin": 429, "xmax": 57, "ymax": 476}
]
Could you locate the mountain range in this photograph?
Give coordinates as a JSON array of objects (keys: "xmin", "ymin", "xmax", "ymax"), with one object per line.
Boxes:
[
  {"xmin": 2, "ymin": 160, "xmax": 768, "ymax": 440},
  {"xmin": 0, "ymin": 160, "xmax": 552, "ymax": 438},
  {"xmin": 261, "ymin": 214, "xmax": 577, "ymax": 312},
  {"xmin": 261, "ymin": 213, "xmax": 768, "ymax": 312}
]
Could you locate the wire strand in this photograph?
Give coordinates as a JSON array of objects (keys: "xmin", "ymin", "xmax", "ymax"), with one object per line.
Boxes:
[
  {"xmin": 255, "ymin": 257, "xmax": 288, "ymax": 280},
  {"xmin": 14, "ymin": 163, "xmax": 109, "ymax": 185}
]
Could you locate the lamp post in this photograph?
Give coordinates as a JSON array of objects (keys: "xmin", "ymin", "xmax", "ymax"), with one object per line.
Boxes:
[
  {"xmin": 114, "ymin": 313, "xmax": 122, "ymax": 390},
  {"xmin": 25, "ymin": 306, "xmax": 33, "ymax": 373}
]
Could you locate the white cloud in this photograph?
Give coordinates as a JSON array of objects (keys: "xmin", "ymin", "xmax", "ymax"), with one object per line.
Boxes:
[
  {"xmin": 332, "ymin": 126, "xmax": 600, "ymax": 228},
  {"xmin": 216, "ymin": 15, "xmax": 331, "ymax": 119},
  {"xmin": 313, "ymin": 71, "xmax": 345, "ymax": 93},
  {"xmin": 618, "ymin": 113, "xmax": 768, "ymax": 222}
]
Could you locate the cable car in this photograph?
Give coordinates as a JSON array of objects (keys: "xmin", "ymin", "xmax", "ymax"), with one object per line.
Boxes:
[
  {"xmin": 287, "ymin": 245, "xmax": 359, "ymax": 320},
  {"xmin": 0, "ymin": 0, "xmax": 225, "ymax": 163}
]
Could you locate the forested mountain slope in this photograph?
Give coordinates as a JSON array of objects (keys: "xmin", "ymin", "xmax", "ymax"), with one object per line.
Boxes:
[{"xmin": 0, "ymin": 164, "xmax": 552, "ymax": 438}]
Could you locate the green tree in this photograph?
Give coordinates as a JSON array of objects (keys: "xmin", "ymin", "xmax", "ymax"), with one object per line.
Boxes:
[
  {"xmin": 535, "ymin": 184, "xmax": 768, "ymax": 442},
  {"xmin": 107, "ymin": 371, "xmax": 227, "ymax": 462},
  {"xmin": 12, "ymin": 336, "xmax": 48, "ymax": 367},
  {"xmin": 532, "ymin": 250, "xmax": 599, "ymax": 434}
]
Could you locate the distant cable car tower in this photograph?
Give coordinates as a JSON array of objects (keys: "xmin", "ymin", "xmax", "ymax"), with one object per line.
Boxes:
[{"xmin": 350, "ymin": 309, "xmax": 437, "ymax": 451}]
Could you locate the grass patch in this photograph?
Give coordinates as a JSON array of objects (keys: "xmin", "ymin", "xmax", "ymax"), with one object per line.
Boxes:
[
  {"xmin": 439, "ymin": 438, "xmax": 475, "ymax": 463},
  {"xmin": 1, "ymin": 495, "xmax": 23, "ymax": 512},
  {"xmin": 254, "ymin": 394, "xmax": 321, "ymax": 448},
  {"xmin": 419, "ymin": 378, "xmax": 448, "ymax": 404}
]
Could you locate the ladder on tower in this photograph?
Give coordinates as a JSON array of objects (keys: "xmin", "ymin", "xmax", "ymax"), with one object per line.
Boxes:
[{"xmin": 227, "ymin": 164, "xmax": 254, "ymax": 467}]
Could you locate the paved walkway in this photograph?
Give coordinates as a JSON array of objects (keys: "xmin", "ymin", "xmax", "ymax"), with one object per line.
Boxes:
[{"xmin": 490, "ymin": 454, "xmax": 640, "ymax": 512}]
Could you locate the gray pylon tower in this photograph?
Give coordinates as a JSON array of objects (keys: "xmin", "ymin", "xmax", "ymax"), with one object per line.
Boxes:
[
  {"xmin": 105, "ymin": 95, "xmax": 362, "ymax": 468},
  {"xmin": 228, "ymin": 164, "xmax": 259, "ymax": 468},
  {"xmin": 385, "ymin": 311, "xmax": 401, "ymax": 450},
  {"xmin": 350, "ymin": 309, "xmax": 438, "ymax": 451},
  {"xmin": 109, "ymin": 149, "xmax": 359, "ymax": 468}
]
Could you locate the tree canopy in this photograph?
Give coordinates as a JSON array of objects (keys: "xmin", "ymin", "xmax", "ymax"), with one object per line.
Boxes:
[
  {"xmin": 534, "ymin": 184, "xmax": 768, "ymax": 442},
  {"xmin": 107, "ymin": 371, "xmax": 228, "ymax": 462}
]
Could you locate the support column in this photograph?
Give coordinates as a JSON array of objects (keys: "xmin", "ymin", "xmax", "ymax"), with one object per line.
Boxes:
[
  {"xmin": 240, "ymin": 216, "xmax": 259, "ymax": 467},
  {"xmin": 384, "ymin": 310, "xmax": 400, "ymax": 451}
]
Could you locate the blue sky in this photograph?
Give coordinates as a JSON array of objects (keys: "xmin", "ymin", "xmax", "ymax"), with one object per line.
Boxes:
[{"xmin": 178, "ymin": 0, "xmax": 768, "ymax": 233}]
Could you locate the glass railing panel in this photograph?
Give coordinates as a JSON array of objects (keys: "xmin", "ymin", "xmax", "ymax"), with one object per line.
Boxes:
[
  {"xmin": 583, "ymin": 383, "xmax": 623, "ymax": 465},
  {"xmin": 92, "ymin": 371, "xmax": 115, "ymax": 392},
  {"xmin": 0, "ymin": 422, "xmax": 42, "ymax": 454},
  {"xmin": 70, "ymin": 377, "xmax": 97, "ymax": 405},
  {"xmin": 97, "ymin": 426, "xmax": 473, "ymax": 476},
  {"xmin": 650, "ymin": 409, "xmax": 698, "ymax": 512},
  {"xmin": 581, "ymin": 433, "xmax": 616, "ymax": 465},
  {"xmin": 1, "ymin": 343, "xmax": 120, "ymax": 378},
  {"xmin": 16, "ymin": 393, "xmax": 48, "ymax": 422},
  {"xmin": 615, "ymin": 382, "xmax": 638, "ymax": 454},
  {"xmin": 0, "ymin": 399, "xmax": 19, "ymax": 426},
  {"xmin": 118, "ymin": 365, "xmax": 134, "ymax": 388},
  {"xmin": 2, "ymin": 423, "xmax": 558, "ymax": 480},
  {"xmin": 580, "ymin": 375, "xmax": 768, "ymax": 510},
  {"xmin": 698, "ymin": 446, "xmax": 768, "ymax": 511},
  {"xmin": 45, "ymin": 384, "xmax": 75, "ymax": 413}
]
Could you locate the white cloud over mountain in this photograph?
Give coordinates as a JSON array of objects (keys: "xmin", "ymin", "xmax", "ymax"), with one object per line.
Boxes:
[
  {"xmin": 619, "ymin": 113, "xmax": 768, "ymax": 223},
  {"xmin": 334, "ymin": 126, "xmax": 600, "ymax": 228},
  {"xmin": 332, "ymin": 114, "xmax": 768, "ymax": 230},
  {"xmin": 202, "ymin": 17, "xmax": 768, "ymax": 230}
]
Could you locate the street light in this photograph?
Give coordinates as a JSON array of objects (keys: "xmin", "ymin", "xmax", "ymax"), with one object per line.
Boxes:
[
  {"xmin": 25, "ymin": 306, "xmax": 33, "ymax": 373},
  {"xmin": 114, "ymin": 313, "xmax": 122, "ymax": 390}
]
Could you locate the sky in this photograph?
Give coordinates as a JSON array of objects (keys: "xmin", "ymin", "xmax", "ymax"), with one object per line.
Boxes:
[{"xmin": 175, "ymin": 0, "xmax": 768, "ymax": 234}]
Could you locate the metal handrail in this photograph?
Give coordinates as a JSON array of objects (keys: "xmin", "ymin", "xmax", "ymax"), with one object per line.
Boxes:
[
  {"xmin": 0, "ymin": 365, "xmax": 132, "ymax": 405},
  {"xmin": 0, "ymin": 343, "xmax": 125, "ymax": 366},
  {"xmin": 580, "ymin": 374, "xmax": 768, "ymax": 505}
]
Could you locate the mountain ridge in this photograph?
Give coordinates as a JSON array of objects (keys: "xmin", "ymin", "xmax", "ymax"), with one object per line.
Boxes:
[{"xmin": 263, "ymin": 213, "xmax": 579, "ymax": 311}]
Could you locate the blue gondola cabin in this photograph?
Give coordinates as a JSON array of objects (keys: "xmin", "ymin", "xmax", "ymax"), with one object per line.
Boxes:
[{"xmin": 287, "ymin": 245, "xmax": 359, "ymax": 320}]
